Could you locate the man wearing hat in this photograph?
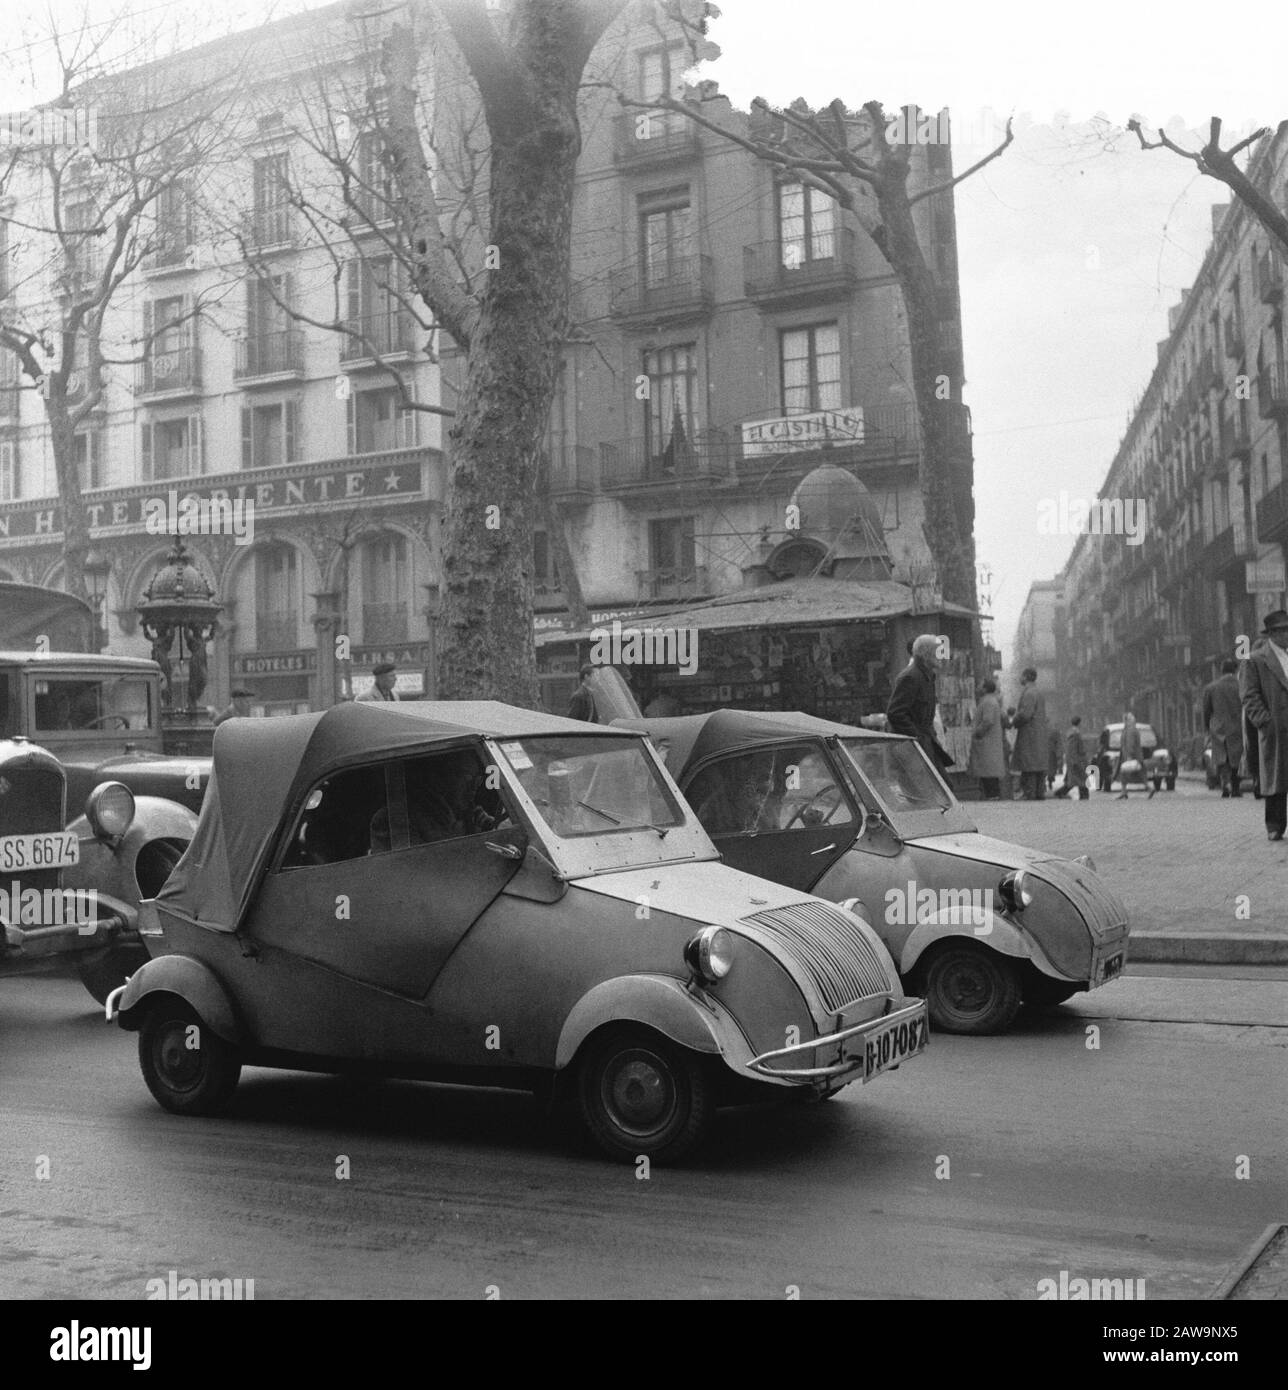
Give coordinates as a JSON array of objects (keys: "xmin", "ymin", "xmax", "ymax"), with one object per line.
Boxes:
[
  {"xmin": 213, "ymin": 688, "xmax": 255, "ymax": 727},
  {"xmin": 360, "ymin": 662, "xmax": 402, "ymax": 702},
  {"xmin": 1239, "ymin": 610, "xmax": 1288, "ymax": 841}
]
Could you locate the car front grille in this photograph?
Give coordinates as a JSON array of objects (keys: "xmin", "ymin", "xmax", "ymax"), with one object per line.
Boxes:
[{"xmin": 740, "ymin": 900, "xmax": 893, "ymax": 1014}]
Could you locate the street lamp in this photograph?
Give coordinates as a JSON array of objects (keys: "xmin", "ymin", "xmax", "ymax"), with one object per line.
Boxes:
[{"xmin": 83, "ymin": 549, "xmax": 111, "ymax": 653}]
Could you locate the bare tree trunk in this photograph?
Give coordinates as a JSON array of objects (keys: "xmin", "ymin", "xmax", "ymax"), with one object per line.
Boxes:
[{"xmin": 47, "ymin": 394, "xmax": 91, "ymax": 601}]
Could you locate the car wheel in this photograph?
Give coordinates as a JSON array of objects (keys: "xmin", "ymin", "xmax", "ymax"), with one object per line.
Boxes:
[
  {"xmin": 577, "ymin": 1026, "xmax": 712, "ymax": 1165},
  {"xmin": 920, "ymin": 945, "xmax": 1022, "ymax": 1035},
  {"xmin": 77, "ymin": 944, "xmax": 148, "ymax": 1005},
  {"xmin": 139, "ymin": 1002, "xmax": 240, "ymax": 1116},
  {"xmin": 1022, "ymin": 975, "xmax": 1080, "ymax": 1008}
]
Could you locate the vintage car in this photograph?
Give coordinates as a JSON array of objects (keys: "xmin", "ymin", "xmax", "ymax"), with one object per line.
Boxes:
[
  {"xmin": 1, "ymin": 738, "xmax": 196, "ymax": 1002},
  {"xmin": 108, "ymin": 701, "xmax": 928, "ymax": 1164},
  {"xmin": 1093, "ymin": 722, "xmax": 1176, "ymax": 793},
  {"xmin": 621, "ymin": 710, "xmax": 1130, "ymax": 1035}
]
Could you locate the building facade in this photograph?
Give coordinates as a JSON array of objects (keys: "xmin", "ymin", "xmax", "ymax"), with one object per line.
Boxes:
[
  {"xmin": 1007, "ymin": 577, "xmax": 1065, "ymax": 726},
  {"xmin": 1055, "ymin": 126, "xmax": 1288, "ymax": 756}
]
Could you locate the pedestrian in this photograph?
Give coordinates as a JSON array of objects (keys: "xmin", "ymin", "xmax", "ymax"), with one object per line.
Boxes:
[
  {"xmin": 968, "ymin": 678, "xmax": 1006, "ymax": 799},
  {"xmin": 1114, "ymin": 712, "xmax": 1153, "ymax": 799},
  {"xmin": 358, "ymin": 662, "xmax": 402, "ymax": 702},
  {"xmin": 886, "ymin": 634, "xmax": 955, "ymax": 774},
  {"xmin": 566, "ymin": 664, "xmax": 599, "ymax": 723},
  {"xmin": 1239, "ymin": 609, "xmax": 1288, "ymax": 842},
  {"xmin": 1046, "ymin": 724, "xmax": 1063, "ymax": 791},
  {"xmin": 1053, "ymin": 715, "xmax": 1090, "ymax": 799},
  {"xmin": 1010, "ymin": 667, "xmax": 1050, "ymax": 800},
  {"xmin": 212, "ymin": 687, "xmax": 254, "ymax": 727},
  {"xmin": 1202, "ymin": 658, "xmax": 1245, "ymax": 798}
]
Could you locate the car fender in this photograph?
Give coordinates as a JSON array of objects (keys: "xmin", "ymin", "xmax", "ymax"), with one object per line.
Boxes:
[
  {"xmin": 899, "ymin": 910, "xmax": 1066, "ymax": 979},
  {"xmin": 66, "ymin": 793, "xmax": 198, "ymax": 847},
  {"xmin": 114, "ymin": 954, "xmax": 242, "ymax": 1044},
  {"xmin": 64, "ymin": 796, "xmax": 196, "ymax": 907},
  {"xmin": 555, "ymin": 973, "xmax": 758, "ymax": 1074}
]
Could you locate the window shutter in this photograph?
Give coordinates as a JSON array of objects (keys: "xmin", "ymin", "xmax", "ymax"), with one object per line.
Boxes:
[
  {"xmin": 345, "ymin": 392, "xmax": 356, "ymax": 455},
  {"xmin": 140, "ymin": 422, "xmax": 152, "ymax": 482},
  {"xmin": 241, "ymin": 406, "xmax": 253, "ymax": 470},
  {"xmin": 345, "ymin": 260, "xmax": 361, "ymax": 323},
  {"xmin": 188, "ymin": 415, "xmax": 203, "ymax": 474},
  {"xmin": 0, "ymin": 439, "xmax": 16, "ymax": 500},
  {"xmin": 285, "ymin": 399, "xmax": 299, "ymax": 461}
]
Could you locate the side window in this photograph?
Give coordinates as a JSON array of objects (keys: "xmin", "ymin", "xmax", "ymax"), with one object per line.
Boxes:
[
  {"xmin": 398, "ymin": 747, "xmax": 510, "ymax": 846},
  {"xmin": 282, "ymin": 763, "xmax": 391, "ymax": 867},
  {"xmin": 0, "ymin": 672, "xmax": 15, "ymax": 736},
  {"xmin": 686, "ymin": 745, "xmax": 853, "ymax": 836}
]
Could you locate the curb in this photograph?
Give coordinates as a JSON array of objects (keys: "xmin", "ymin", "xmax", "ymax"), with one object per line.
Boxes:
[
  {"xmin": 1129, "ymin": 932, "xmax": 1288, "ymax": 965},
  {"xmin": 1210, "ymin": 1223, "xmax": 1287, "ymax": 1299}
]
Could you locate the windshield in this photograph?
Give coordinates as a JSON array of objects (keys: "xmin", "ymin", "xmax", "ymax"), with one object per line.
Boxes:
[
  {"xmin": 31, "ymin": 676, "xmax": 153, "ymax": 733},
  {"xmin": 842, "ymin": 737, "xmax": 954, "ymax": 813},
  {"xmin": 494, "ymin": 735, "xmax": 684, "ymax": 840}
]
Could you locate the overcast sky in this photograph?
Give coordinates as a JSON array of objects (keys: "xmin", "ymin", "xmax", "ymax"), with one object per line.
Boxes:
[{"xmin": 5, "ymin": 0, "xmax": 1287, "ymax": 661}]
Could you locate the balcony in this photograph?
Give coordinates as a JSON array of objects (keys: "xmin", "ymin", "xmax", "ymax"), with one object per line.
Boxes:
[
  {"xmin": 1259, "ymin": 364, "xmax": 1288, "ymax": 420},
  {"xmin": 612, "ymin": 110, "xmax": 700, "ymax": 168},
  {"xmin": 235, "ymin": 329, "xmax": 304, "ymax": 383},
  {"xmin": 339, "ymin": 312, "xmax": 417, "ymax": 364},
  {"xmin": 245, "ymin": 206, "xmax": 294, "ymax": 251},
  {"xmin": 1220, "ymin": 416, "xmax": 1253, "ymax": 461},
  {"xmin": 1224, "ymin": 314, "xmax": 1244, "ymax": 360},
  {"xmin": 608, "ymin": 255, "xmax": 713, "ymax": 326},
  {"xmin": 1258, "ymin": 251, "xmax": 1284, "ymax": 303},
  {"xmin": 136, "ymin": 345, "xmax": 201, "ymax": 398},
  {"xmin": 363, "ymin": 602, "xmax": 408, "ymax": 645},
  {"xmin": 255, "ymin": 611, "xmax": 298, "ymax": 651},
  {"xmin": 635, "ymin": 565, "xmax": 710, "ymax": 604},
  {"xmin": 599, "ymin": 434, "xmax": 732, "ymax": 493},
  {"xmin": 1203, "ymin": 525, "xmax": 1253, "ymax": 575},
  {"xmin": 145, "ymin": 231, "xmax": 195, "ymax": 276},
  {"xmin": 743, "ymin": 228, "xmax": 860, "ymax": 307},
  {"xmin": 546, "ymin": 443, "xmax": 596, "ymax": 503},
  {"xmin": 1257, "ymin": 477, "xmax": 1288, "ymax": 545}
]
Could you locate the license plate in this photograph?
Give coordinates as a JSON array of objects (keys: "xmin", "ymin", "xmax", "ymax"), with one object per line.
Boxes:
[
  {"xmin": 1101, "ymin": 951, "xmax": 1124, "ymax": 981},
  {"xmin": 0, "ymin": 832, "xmax": 80, "ymax": 872},
  {"xmin": 861, "ymin": 1009, "xmax": 928, "ymax": 1082}
]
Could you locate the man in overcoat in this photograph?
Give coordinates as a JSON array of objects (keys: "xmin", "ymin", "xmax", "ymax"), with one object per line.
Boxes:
[
  {"xmin": 1240, "ymin": 610, "xmax": 1288, "ymax": 841},
  {"xmin": 1202, "ymin": 658, "xmax": 1245, "ymax": 797},
  {"xmin": 968, "ymin": 678, "xmax": 1006, "ymax": 799},
  {"xmin": 1010, "ymin": 667, "xmax": 1050, "ymax": 800},
  {"xmin": 887, "ymin": 634, "xmax": 955, "ymax": 773}
]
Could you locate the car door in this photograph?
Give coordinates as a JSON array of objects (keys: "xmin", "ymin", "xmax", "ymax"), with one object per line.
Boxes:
[
  {"xmin": 682, "ymin": 741, "xmax": 859, "ymax": 891},
  {"xmin": 250, "ymin": 748, "xmax": 520, "ymax": 1001}
]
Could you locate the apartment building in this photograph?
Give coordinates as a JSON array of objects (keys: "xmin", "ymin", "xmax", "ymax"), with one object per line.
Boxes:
[
  {"xmin": 1056, "ymin": 125, "xmax": 1288, "ymax": 750},
  {"xmin": 1007, "ymin": 578, "xmax": 1065, "ymax": 726}
]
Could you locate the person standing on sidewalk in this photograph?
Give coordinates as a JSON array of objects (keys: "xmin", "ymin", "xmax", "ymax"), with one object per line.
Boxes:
[
  {"xmin": 887, "ymin": 634, "xmax": 955, "ymax": 774},
  {"xmin": 1011, "ymin": 668, "xmax": 1050, "ymax": 801},
  {"xmin": 968, "ymin": 678, "xmax": 1006, "ymax": 799},
  {"xmin": 1202, "ymin": 658, "xmax": 1245, "ymax": 798},
  {"xmin": 1053, "ymin": 715, "xmax": 1090, "ymax": 799},
  {"xmin": 1115, "ymin": 712, "xmax": 1153, "ymax": 799},
  {"xmin": 1239, "ymin": 610, "xmax": 1288, "ymax": 841}
]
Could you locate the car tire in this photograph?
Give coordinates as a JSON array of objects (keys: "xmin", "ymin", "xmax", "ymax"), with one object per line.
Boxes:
[
  {"xmin": 139, "ymin": 1002, "xmax": 241, "ymax": 1116},
  {"xmin": 577, "ymin": 1026, "xmax": 712, "ymax": 1165},
  {"xmin": 918, "ymin": 945, "xmax": 1023, "ymax": 1035},
  {"xmin": 1021, "ymin": 975, "xmax": 1080, "ymax": 1008},
  {"xmin": 77, "ymin": 944, "xmax": 148, "ymax": 1005}
]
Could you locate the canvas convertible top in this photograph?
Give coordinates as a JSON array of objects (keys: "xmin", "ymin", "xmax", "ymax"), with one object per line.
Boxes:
[
  {"xmin": 616, "ymin": 708, "xmax": 895, "ymax": 779},
  {"xmin": 156, "ymin": 700, "xmax": 639, "ymax": 932}
]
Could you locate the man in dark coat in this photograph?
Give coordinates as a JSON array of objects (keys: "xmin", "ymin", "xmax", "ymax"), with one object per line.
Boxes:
[
  {"xmin": 1240, "ymin": 610, "xmax": 1288, "ymax": 841},
  {"xmin": 1011, "ymin": 667, "xmax": 1050, "ymax": 800},
  {"xmin": 886, "ymin": 634, "xmax": 954, "ymax": 773},
  {"xmin": 1202, "ymin": 658, "xmax": 1245, "ymax": 797},
  {"xmin": 1053, "ymin": 715, "xmax": 1089, "ymax": 799},
  {"xmin": 566, "ymin": 664, "xmax": 599, "ymax": 723},
  {"xmin": 213, "ymin": 688, "xmax": 255, "ymax": 727}
]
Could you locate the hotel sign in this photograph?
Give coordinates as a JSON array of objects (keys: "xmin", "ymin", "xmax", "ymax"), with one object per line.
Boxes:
[
  {"xmin": 740, "ymin": 406, "xmax": 865, "ymax": 460},
  {"xmin": 0, "ymin": 455, "xmax": 429, "ymax": 543},
  {"xmin": 234, "ymin": 652, "xmax": 315, "ymax": 675}
]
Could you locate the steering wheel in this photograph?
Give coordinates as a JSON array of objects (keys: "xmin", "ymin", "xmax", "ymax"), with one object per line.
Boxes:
[
  {"xmin": 785, "ymin": 784, "xmax": 844, "ymax": 829},
  {"xmin": 82, "ymin": 714, "xmax": 130, "ymax": 730}
]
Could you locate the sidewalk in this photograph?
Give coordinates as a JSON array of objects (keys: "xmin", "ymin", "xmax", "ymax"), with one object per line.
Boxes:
[{"xmin": 968, "ymin": 781, "xmax": 1288, "ymax": 966}]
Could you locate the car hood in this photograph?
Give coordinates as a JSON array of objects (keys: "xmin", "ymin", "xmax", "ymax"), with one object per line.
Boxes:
[
  {"xmin": 575, "ymin": 860, "xmax": 817, "ymax": 924},
  {"xmin": 62, "ymin": 752, "xmax": 211, "ymax": 815},
  {"xmin": 905, "ymin": 831, "xmax": 1065, "ymax": 871}
]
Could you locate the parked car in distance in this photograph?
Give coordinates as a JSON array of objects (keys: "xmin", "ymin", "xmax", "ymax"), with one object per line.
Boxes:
[
  {"xmin": 1094, "ymin": 722, "xmax": 1176, "ymax": 793},
  {"xmin": 109, "ymin": 702, "xmax": 928, "ymax": 1164},
  {"xmin": 1, "ymin": 737, "xmax": 196, "ymax": 1002},
  {"xmin": 623, "ymin": 709, "xmax": 1130, "ymax": 1035}
]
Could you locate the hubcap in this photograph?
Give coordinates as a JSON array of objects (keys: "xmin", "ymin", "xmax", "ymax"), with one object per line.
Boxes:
[
  {"xmin": 939, "ymin": 960, "xmax": 992, "ymax": 1016},
  {"xmin": 154, "ymin": 1021, "xmax": 204, "ymax": 1092},
  {"xmin": 602, "ymin": 1048, "xmax": 677, "ymax": 1137}
]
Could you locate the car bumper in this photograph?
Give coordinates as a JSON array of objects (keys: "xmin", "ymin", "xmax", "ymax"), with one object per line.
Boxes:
[{"xmin": 746, "ymin": 998, "xmax": 928, "ymax": 1085}]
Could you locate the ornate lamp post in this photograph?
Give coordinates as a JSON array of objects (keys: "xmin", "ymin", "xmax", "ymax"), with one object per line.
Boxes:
[
  {"xmin": 83, "ymin": 549, "xmax": 112, "ymax": 653},
  {"xmin": 136, "ymin": 537, "xmax": 222, "ymax": 751}
]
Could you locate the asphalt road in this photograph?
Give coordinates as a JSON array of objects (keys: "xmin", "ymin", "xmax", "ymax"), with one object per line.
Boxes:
[{"xmin": 2, "ymin": 968, "xmax": 1284, "ymax": 1300}]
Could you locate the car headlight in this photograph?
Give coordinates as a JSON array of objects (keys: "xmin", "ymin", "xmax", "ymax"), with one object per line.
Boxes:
[
  {"xmin": 998, "ymin": 868, "xmax": 1033, "ymax": 912},
  {"xmin": 684, "ymin": 925, "xmax": 734, "ymax": 984},
  {"xmin": 85, "ymin": 782, "xmax": 135, "ymax": 842}
]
